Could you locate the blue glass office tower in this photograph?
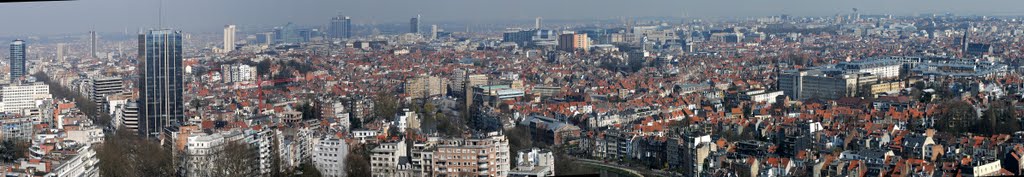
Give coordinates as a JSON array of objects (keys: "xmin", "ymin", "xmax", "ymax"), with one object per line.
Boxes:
[
  {"xmin": 137, "ymin": 29, "xmax": 184, "ymax": 137},
  {"xmin": 9, "ymin": 40, "xmax": 25, "ymax": 80},
  {"xmin": 330, "ymin": 15, "xmax": 352, "ymax": 39}
]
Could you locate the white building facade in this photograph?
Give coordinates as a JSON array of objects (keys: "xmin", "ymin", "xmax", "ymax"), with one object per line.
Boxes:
[
  {"xmin": 313, "ymin": 137, "xmax": 349, "ymax": 177},
  {"xmin": 1, "ymin": 83, "xmax": 51, "ymax": 113}
]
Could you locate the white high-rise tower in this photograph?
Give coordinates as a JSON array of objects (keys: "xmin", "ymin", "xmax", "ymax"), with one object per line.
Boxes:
[
  {"xmin": 535, "ymin": 17, "xmax": 542, "ymax": 29},
  {"xmin": 223, "ymin": 25, "xmax": 236, "ymax": 53},
  {"xmin": 430, "ymin": 25, "xmax": 438, "ymax": 40},
  {"xmin": 56, "ymin": 43, "xmax": 66, "ymax": 62}
]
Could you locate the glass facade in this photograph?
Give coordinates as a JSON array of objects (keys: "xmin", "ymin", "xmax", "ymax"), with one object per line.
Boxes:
[
  {"xmin": 137, "ymin": 29, "xmax": 184, "ymax": 138},
  {"xmin": 330, "ymin": 16, "xmax": 352, "ymax": 39},
  {"xmin": 9, "ymin": 40, "xmax": 25, "ymax": 79},
  {"xmin": 410, "ymin": 16, "xmax": 420, "ymax": 34}
]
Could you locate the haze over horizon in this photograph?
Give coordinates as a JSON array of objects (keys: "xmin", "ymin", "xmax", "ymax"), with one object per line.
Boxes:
[{"xmin": 1, "ymin": 0, "xmax": 1023, "ymax": 36}]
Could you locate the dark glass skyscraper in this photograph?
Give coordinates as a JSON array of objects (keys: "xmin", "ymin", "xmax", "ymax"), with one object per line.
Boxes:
[
  {"xmin": 137, "ymin": 29, "xmax": 184, "ymax": 138},
  {"xmin": 330, "ymin": 15, "xmax": 352, "ymax": 39},
  {"xmin": 9, "ymin": 40, "xmax": 25, "ymax": 80},
  {"xmin": 89, "ymin": 31, "xmax": 97, "ymax": 59},
  {"xmin": 410, "ymin": 14, "xmax": 420, "ymax": 34}
]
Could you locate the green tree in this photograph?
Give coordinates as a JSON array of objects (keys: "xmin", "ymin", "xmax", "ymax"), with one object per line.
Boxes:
[
  {"xmin": 553, "ymin": 147, "xmax": 591, "ymax": 175},
  {"xmin": 256, "ymin": 59, "xmax": 273, "ymax": 76},
  {"xmin": 299, "ymin": 163, "xmax": 323, "ymax": 177},
  {"xmin": 0, "ymin": 139, "xmax": 29, "ymax": 163},
  {"xmin": 435, "ymin": 112, "xmax": 463, "ymax": 136},
  {"xmin": 416, "ymin": 103, "xmax": 439, "ymax": 133}
]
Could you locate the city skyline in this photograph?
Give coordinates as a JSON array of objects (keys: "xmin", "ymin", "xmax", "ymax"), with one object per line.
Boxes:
[
  {"xmin": 6, "ymin": 1, "xmax": 1024, "ymax": 177},
  {"xmin": 1, "ymin": 0, "xmax": 1024, "ymax": 35}
]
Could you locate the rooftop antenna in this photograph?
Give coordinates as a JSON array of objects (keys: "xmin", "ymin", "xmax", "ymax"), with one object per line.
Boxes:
[
  {"xmin": 158, "ymin": 0, "xmax": 163, "ymax": 29},
  {"xmin": 852, "ymin": 8, "xmax": 859, "ymax": 21}
]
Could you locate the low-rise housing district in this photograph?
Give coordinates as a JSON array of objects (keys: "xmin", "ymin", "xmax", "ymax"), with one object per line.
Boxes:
[{"xmin": 5, "ymin": 13, "xmax": 1024, "ymax": 177}]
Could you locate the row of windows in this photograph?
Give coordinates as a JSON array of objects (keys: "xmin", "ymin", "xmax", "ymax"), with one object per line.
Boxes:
[{"xmin": 316, "ymin": 153, "xmax": 343, "ymax": 157}]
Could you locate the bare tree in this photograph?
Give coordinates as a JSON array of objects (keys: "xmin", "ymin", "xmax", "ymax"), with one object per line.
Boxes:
[
  {"xmin": 97, "ymin": 128, "xmax": 176, "ymax": 177},
  {"xmin": 213, "ymin": 141, "xmax": 258, "ymax": 177},
  {"xmin": 345, "ymin": 145, "xmax": 371, "ymax": 177}
]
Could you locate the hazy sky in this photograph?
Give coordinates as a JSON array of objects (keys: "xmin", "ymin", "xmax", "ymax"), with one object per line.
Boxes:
[{"xmin": 1, "ymin": 0, "xmax": 1022, "ymax": 36}]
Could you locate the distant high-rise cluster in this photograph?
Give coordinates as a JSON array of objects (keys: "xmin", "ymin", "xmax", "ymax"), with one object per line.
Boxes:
[
  {"xmin": 272, "ymin": 22, "xmax": 320, "ymax": 44},
  {"xmin": 557, "ymin": 33, "xmax": 589, "ymax": 52}
]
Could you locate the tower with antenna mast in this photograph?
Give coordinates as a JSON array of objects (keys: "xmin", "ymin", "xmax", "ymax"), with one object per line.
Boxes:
[
  {"xmin": 158, "ymin": 0, "xmax": 163, "ymax": 29},
  {"xmin": 961, "ymin": 24, "xmax": 971, "ymax": 57},
  {"xmin": 852, "ymin": 8, "xmax": 860, "ymax": 22},
  {"xmin": 410, "ymin": 14, "xmax": 421, "ymax": 34}
]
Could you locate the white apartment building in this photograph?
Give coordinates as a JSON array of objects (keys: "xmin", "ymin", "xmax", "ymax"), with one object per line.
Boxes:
[
  {"xmin": 510, "ymin": 148, "xmax": 555, "ymax": 177},
  {"xmin": 114, "ymin": 101, "xmax": 139, "ymax": 132},
  {"xmin": 313, "ymin": 137, "xmax": 349, "ymax": 177},
  {"xmin": 332, "ymin": 102, "xmax": 351, "ymax": 131},
  {"xmin": 1, "ymin": 83, "xmax": 51, "ymax": 113},
  {"xmin": 370, "ymin": 141, "xmax": 408, "ymax": 177},
  {"xmin": 45, "ymin": 145, "xmax": 99, "ymax": 177},
  {"xmin": 352, "ymin": 129, "xmax": 378, "ymax": 143},
  {"xmin": 88, "ymin": 76, "xmax": 123, "ymax": 109},
  {"xmin": 241, "ymin": 128, "xmax": 275, "ymax": 175},
  {"xmin": 366, "ymin": 132, "xmax": 512, "ymax": 177},
  {"xmin": 221, "ymin": 63, "xmax": 257, "ymax": 83},
  {"xmin": 432, "ymin": 132, "xmax": 511, "ymax": 177},
  {"xmin": 67, "ymin": 126, "xmax": 104, "ymax": 145},
  {"xmin": 394, "ymin": 109, "xmax": 419, "ymax": 133},
  {"xmin": 105, "ymin": 93, "xmax": 132, "ymax": 116},
  {"xmin": 832, "ymin": 59, "xmax": 901, "ymax": 79},
  {"xmin": 185, "ymin": 133, "xmax": 225, "ymax": 176}
]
